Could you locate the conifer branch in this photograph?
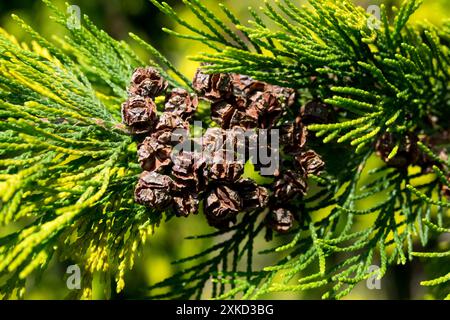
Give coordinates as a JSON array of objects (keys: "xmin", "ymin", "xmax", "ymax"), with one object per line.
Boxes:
[{"xmin": 0, "ymin": 0, "xmax": 448, "ymax": 300}]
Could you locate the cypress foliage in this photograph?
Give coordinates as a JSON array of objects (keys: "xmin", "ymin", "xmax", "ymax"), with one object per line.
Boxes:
[{"xmin": 0, "ymin": 0, "xmax": 449, "ymax": 299}]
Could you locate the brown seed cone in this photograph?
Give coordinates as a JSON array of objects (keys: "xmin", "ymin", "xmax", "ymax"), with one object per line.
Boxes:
[
  {"xmin": 137, "ymin": 133, "xmax": 173, "ymax": 172},
  {"xmin": 229, "ymin": 108, "xmax": 260, "ymax": 129},
  {"xmin": 155, "ymin": 112, "xmax": 190, "ymax": 146},
  {"xmin": 274, "ymin": 171, "xmax": 308, "ymax": 201},
  {"xmin": 193, "ymin": 67, "xmax": 232, "ymax": 101},
  {"xmin": 236, "ymin": 179, "xmax": 269, "ymax": 211},
  {"xmin": 211, "ymin": 101, "xmax": 236, "ymax": 129},
  {"xmin": 266, "ymin": 84, "xmax": 297, "ymax": 109},
  {"xmin": 209, "ymin": 159, "xmax": 244, "ymax": 183},
  {"xmin": 296, "ymin": 150, "xmax": 325, "ymax": 176},
  {"xmin": 129, "ymin": 67, "xmax": 169, "ymax": 98},
  {"xmin": 155, "ymin": 112, "xmax": 189, "ymax": 132},
  {"xmin": 231, "ymin": 75, "xmax": 296, "ymax": 109},
  {"xmin": 232, "ymin": 74, "xmax": 265, "ymax": 95},
  {"xmin": 204, "ymin": 185, "xmax": 242, "ymax": 229},
  {"xmin": 206, "ymin": 129, "xmax": 245, "ymax": 182},
  {"xmin": 165, "ymin": 88, "xmax": 198, "ymax": 121},
  {"xmin": 199, "ymin": 128, "xmax": 224, "ymax": 168},
  {"xmin": 279, "ymin": 117, "xmax": 308, "ymax": 154},
  {"xmin": 300, "ymin": 100, "xmax": 331, "ymax": 124},
  {"xmin": 201, "ymin": 128, "xmax": 224, "ymax": 154},
  {"xmin": 172, "ymin": 192, "xmax": 200, "ymax": 217},
  {"xmin": 375, "ymin": 132, "xmax": 420, "ymax": 168},
  {"xmin": 171, "ymin": 152, "xmax": 207, "ymax": 193},
  {"xmin": 135, "ymin": 171, "xmax": 173, "ymax": 209},
  {"xmin": 150, "ymin": 129, "xmax": 173, "ymax": 146},
  {"xmin": 211, "ymin": 100, "xmax": 259, "ymax": 130},
  {"xmin": 265, "ymin": 207, "xmax": 295, "ymax": 233},
  {"xmin": 210, "ymin": 78, "xmax": 292, "ymax": 129},
  {"xmin": 247, "ymin": 91, "xmax": 283, "ymax": 129},
  {"xmin": 245, "ymin": 132, "xmax": 282, "ymax": 176},
  {"xmin": 121, "ymin": 96, "xmax": 158, "ymax": 134}
]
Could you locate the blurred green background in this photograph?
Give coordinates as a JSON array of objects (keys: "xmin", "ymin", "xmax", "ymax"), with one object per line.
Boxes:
[{"xmin": 0, "ymin": 0, "xmax": 449, "ymax": 300}]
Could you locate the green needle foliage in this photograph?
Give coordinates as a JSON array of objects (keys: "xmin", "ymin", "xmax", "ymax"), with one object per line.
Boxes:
[
  {"xmin": 0, "ymin": 0, "xmax": 170, "ymax": 299},
  {"xmin": 0, "ymin": 0, "xmax": 449, "ymax": 299}
]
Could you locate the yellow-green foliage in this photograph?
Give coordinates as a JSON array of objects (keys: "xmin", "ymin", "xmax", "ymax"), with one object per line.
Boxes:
[
  {"xmin": 0, "ymin": 2, "xmax": 165, "ymax": 299},
  {"xmin": 0, "ymin": 0, "xmax": 449, "ymax": 300}
]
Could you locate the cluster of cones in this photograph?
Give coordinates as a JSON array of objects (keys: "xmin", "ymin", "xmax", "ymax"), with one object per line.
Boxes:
[{"xmin": 122, "ymin": 65, "xmax": 326, "ymax": 233}]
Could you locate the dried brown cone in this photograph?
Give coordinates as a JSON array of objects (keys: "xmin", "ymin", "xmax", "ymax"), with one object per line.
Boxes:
[
  {"xmin": 265, "ymin": 207, "xmax": 295, "ymax": 234},
  {"xmin": 245, "ymin": 132, "xmax": 282, "ymax": 176},
  {"xmin": 296, "ymin": 150, "xmax": 325, "ymax": 176},
  {"xmin": 279, "ymin": 117, "xmax": 308, "ymax": 154},
  {"xmin": 209, "ymin": 159, "xmax": 244, "ymax": 183},
  {"xmin": 155, "ymin": 112, "xmax": 190, "ymax": 146},
  {"xmin": 211, "ymin": 94, "xmax": 277, "ymax": 130},
  {"xmin": 231, "ymin": 74, "xmax": 265, "ymax": 97},
  {"xmin": 171, "ymin": 152, "xmax": 207, "ymax": 193},
  {"xmin": 231, "ymin": 109, "xmax": 261, "ymax": 129},
  {"xmin": 172, "ymin": 192, "xmax": 200, "ymax": 217},
  {"xmin": 121, "ymin": 95, "xmax": 158, "ymax": 134},
  {"xmin": 236, "ymin": 179, "xmax": 269, "ymax": 211},
  {"xmin": 137, "ymin": 133, "xmax": 173, "ymax": 172},
  {"xmin": 231, "ymin": 75, "xmax": 296, "ymax": 109},
  {"xmin": 211, "ymin": 101, "xmax": 259, "ymax": 129},
  {"xmin": 193, "ymin": 67, "xmax": 232, "ymax": 101},
  {"xmin": 209, "ymin": 74, "xmax": 294, "ymax": 129},
  {"xmin": 211, "ymin": 101, "xmax": 236, "ymax": 129},
  {"xmin": 300, "ymin": 100, "xmax": 332, "ymax": 125},
  {"xmin": 207, "ymin": 129, "xmax": 245, "ymax": 182},
  {"xmin": 375, "ymin": 132, "xmax": 420, "ymax": 168},
  {"xmin": 129, "ymin": 67, "xmax": 169, "ymax": 98},
  {"xmin": 165, "ymin": 88, "xmax": 198, "ymax": 121},
  {"xmin": 231, "ymin": 74, "xmax": 265, "ymax": 108},
  {"xmin": 204, "ymin": 185, "xmax": 242, "ymax": 229},
  {"xmin": 266, "ymin": 84, "xmax": 297, "ymax": 109},
  {"xmin": 200, "ymin": 128, "xmax": 225, "ymax": 167},
  {"xmin": 247, "ymin": 91, "xmax": 283, "ymax": 129},
  {"xmin": 274, "ymin": 171, "xmax": 308, "ymax": 201},
  {"xmin": 201, "ymin": 128, "xmax": 224, "ymax": 155},
  {"xmin": 135, "ymin": 171, "xmax": 173, "ymax": 209},
  {"xmin": 155, "ymin": 112, "xmax": 189, "ymax": 132}
]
